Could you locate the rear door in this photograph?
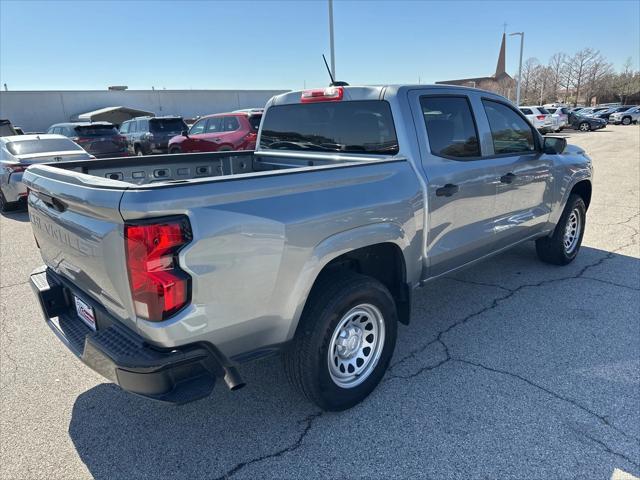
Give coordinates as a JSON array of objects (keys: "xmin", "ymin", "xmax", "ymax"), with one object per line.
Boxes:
[
  {"xmin": 408, "ymin": 89, "xmax": 500, "ymax": 277},
  {"xmin": 479, "ymin": 98, "xmax": 553, "ymax": 246}
]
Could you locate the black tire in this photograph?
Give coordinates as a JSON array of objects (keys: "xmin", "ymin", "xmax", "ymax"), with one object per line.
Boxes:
[
  {"xmin": 578, "ymin": 122, "xmax": 590, "ymax": 132},
  {"xmin": 283, "ymin": 271, "xmax": 398, "ymax": 411},
  {"xmin": 621, "ymin": 116, "xmax": 631, "ymax": 126},
  {"xmin": 536, "ymin": 194, "xmax": 586, "ymax": 265},
  {"xmin": 217, "ymin": 146, "xmax": 233, "ymax": 152},
  {"xmin": 135, "ymin": 145, "xmax": 144, "ymax": 156},
  {"xmin": 169, "ymin": 146, "xmax": 182, "ymax": 154}
]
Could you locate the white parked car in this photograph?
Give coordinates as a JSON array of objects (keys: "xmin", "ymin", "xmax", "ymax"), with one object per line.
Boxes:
[
  {"xmin": 545, "ymin": 106, "xmax": 570, "ymax": 130},
  {"xmin": 519, "ymin": 106, "xmax": 558, "ymax": 133},
  {"xmin": 609, "ymin": 106, "xmax": 640, "ymax": 125},
  {"xmin": 0, "ymin": 134, "xmax": 93, "ymax": 211}
]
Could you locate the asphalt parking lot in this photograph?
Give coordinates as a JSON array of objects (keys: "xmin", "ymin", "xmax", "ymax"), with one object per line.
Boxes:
[{"xmin": 1, "ymin": 125, "xmax": 639, "ymax": 480}]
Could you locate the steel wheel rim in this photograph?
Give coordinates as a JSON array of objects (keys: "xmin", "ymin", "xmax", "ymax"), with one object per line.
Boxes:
[
  {"xmin": 564, "ymin": 208, "xmax": 581, "ymax": 254},
  {"xmin": 327, "ymin": 303, "xmax": 385, "ymax": 389},
  {"xmin": 622, "ymin": 118, "xmax": 631, "ymax": 125}
]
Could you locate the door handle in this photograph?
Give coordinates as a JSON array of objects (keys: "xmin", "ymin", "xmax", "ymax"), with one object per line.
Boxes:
[
  {"xmin": 500, "ymin": 172, "xmax": 517, "ymax": 184},
  {"xmin": 435, "ymin": 183, "xmax": 459, "ymax": 197}
]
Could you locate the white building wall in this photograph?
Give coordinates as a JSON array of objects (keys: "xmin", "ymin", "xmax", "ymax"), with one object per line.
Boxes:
[{"xmin": 0, "ymin": 89, "xmax": 288, "ymax": 132}]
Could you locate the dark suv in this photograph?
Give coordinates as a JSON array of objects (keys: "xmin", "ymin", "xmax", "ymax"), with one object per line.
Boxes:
[
  {"xmin": 119, "ymin": 116, "xmax": 187, "ymax": 156},
  {"xmin": 47, "ymin": 122, "xmax": 129, "ymax": 158}
]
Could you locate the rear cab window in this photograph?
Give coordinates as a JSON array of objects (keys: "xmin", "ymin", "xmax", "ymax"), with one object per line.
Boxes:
[
  {"xmin": 6, "ymin": 138, "xmax": 83, "ymax": 155},
  {"xmin": 150, "ymin": 118, "xmax": 187, "ymax": 133},
  {"xmin": 74, "ymin": 125, "xmax": 118, "ymax": 136},
  {"xmin": 260, "ymin": 100, "xmax": 399, "ymax": 155}
]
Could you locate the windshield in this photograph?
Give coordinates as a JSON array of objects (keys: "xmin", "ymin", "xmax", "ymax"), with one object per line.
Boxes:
[
  {"xmin": 260, "ymin": 100, "xmax": 399, "ymax": 155},
  {"xmin": 546, "ymin": 108, "xmax": 557, "ymax": 113},
  {"xmin": 74, "ymin": 125, "xmax": 118, "ymax": 136},
  {"xmin": 536, "ymin": 107, "xmax": 550, "ymax": 114},
  {"xmin": 6, "ymin": 138, "xmax": 83, "ymax": 156},
  {"xmin": 150, "ymin": 118, "xmax": 187, "ymax": 133}
]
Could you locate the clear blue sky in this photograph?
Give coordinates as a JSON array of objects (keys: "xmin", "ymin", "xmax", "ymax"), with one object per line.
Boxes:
[{"xmin": 1, "ymin": 0, "xmax": 638, "ymax": 91}]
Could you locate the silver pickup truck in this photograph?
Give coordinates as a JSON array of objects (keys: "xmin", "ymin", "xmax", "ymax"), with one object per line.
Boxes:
[{"xmin": 24, "ymin": 85, "xmax": 592, "ymax": 411}]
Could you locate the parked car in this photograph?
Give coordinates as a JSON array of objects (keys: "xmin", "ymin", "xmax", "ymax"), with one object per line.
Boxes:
[
  {"xmin": 519, "ymin": 106, "xmax": 558, "ymax": 132},
  {"xmin": 568, "ymin": 111, "xmax": 607, "ymax": 131},
  {"xmin": 168, "ymin": 110, "xmax": 262, "ymax": 154},
  {"xmin": 0, "ymin": 119, "xmax": 18, "ymax": 137},
  {"xmin": 119, "ymin": 116, "xmax": 188, "ymax": 155},
  {"xmin": 47, "ymin": 122, "xmax": 129, "ymax": 158},
  {"xmin": 591, "ymin": 106, "xmax": 635, "ymax": 121},
  {"xmin": 1, "ymin": 134, "xmax": 93, "ymax": 211},
  {"xmin": 24, "ymin": 85, "xmax": 592, "ymax": 410},
  {"xmin": 609, "ymin": 106, "xmax": 640, "ymax": 125},
  {"xmin": 582, "ymin": 107, "xmax": 609, "ymax": 117},
  {"xmin": 545, "ymin": 107, "xmax": 570, "ymax": 129}
]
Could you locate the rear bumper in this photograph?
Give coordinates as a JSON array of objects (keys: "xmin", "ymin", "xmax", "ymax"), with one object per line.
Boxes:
[{"xmin": 30, "ymin": 266, "xmax": 243, "ymax": 404}]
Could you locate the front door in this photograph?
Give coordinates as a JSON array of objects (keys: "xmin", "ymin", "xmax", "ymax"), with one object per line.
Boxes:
[
  {"xmin": 479, "ymin": 99, "xmax": 553, "ymax": 247},
  {"xmin": 409, "ymin": 90, "xmax": 500, "ymax": 278}
]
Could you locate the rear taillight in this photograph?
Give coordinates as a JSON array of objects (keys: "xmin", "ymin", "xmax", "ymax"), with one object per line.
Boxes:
[
  {"xmin": 536, "ymin": 115, "xmax": 546, "ymax": 120},
  {"xmin": 301, "ymin": 86, "xmax": 344, "ymax": 103},
  {"xmin": 73, "ymin": 137, "xmax": 92, "ymax": 144},
  {"xmin": 125, "ymin": 217, "xmax": 192, "ymax": 321}
]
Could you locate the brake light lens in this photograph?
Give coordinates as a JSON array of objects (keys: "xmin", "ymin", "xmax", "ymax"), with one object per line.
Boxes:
[
  {"xmin": 301, "ymin": 86, "xmax": 344, "ymax": 103},
  {"xmin": 125, "ymin": 217, "xmax": 192, "ymax": 321},
  {"xmin": 536, "ymin": 115, "xmax": 546, "ymax": 120}
]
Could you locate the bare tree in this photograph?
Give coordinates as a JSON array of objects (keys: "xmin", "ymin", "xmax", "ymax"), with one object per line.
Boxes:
[
  {"xmin": 521, "ymin": 57, "xmax": 540, "ymax": 104},
  {"xmin": 612, "ymin": 58, "xmax": 640, "ymax": 104},
  {"xmin": 567, "ymin": 48, "xmax": 599, "ymax": 106},
  {"xmin": 582, "ymin": 52, "xmax": 613, "ymax": 105},
  {"xmin": 547, "ymin": 53, "xmax": 567, "ymax": 102}
]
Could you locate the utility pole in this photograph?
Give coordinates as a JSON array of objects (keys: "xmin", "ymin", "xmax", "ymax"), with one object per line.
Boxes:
[
  {"xmin": 328, "ymin": 0, "xmax": 336, "ymax": 79},
  {"xmin": 509, "ymin": 31, "xmax": 524, "ymax": 106}
]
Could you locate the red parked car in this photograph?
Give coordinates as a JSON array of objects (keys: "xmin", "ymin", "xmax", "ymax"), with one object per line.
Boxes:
[{"xmin": 168, "ymin": 109, "xmax": 263, "ymax": 154}]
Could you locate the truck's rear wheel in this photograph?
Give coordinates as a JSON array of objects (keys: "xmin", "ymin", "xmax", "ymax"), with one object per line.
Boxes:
[
  {"xmin": 536, "ymin": 194, "xmax": 586, "ymax": 265},
  {"xmin": 284, "ymin": 272, "xmax": 398, "ymax": 411}
]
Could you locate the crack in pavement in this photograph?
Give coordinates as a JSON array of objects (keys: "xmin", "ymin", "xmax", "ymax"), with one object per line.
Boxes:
[
  {"xmin": 214, "ymin": 411, "xmax": 323, "ymax": 480},
  {"xmin": 0, "ymin": 280, "xmax": 29, "ymax": 290},
  {"xmin": 565, "ymin": 423, "xmax": 640, "ymax": 471}
]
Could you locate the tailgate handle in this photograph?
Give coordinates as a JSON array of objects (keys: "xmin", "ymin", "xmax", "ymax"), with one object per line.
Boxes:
[{"xmin": 34, "ymin": 191, "xmax": 66, "ymax": 213}]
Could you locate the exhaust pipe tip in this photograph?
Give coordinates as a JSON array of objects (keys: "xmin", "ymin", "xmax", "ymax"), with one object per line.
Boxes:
[{"xmin": 223, "ymin": 366, "xmax": 245, "ymax": 391}]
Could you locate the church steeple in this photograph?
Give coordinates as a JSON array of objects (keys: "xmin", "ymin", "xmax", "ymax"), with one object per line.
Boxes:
[{"xmin": 495, "ymin": 32, "xmax": 507, "ymax": 77}]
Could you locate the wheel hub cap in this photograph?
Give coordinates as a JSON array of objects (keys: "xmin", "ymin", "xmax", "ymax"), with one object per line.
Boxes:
[
  {"xmin": 563, "ymin": 209, "xmax": 581, "ymax": 254},
  {"xmin": 327, "ymin": 304, "xmax": 386, "ymax": 389}
]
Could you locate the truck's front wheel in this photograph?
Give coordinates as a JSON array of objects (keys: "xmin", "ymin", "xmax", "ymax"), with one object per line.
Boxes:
[
  {"xmin": 536, "ymin": 194, "xmax": 586, "ymax": 265},
  {"xmin": 284, "ymin": 272, "xmax": 398, "ymax": 411}
]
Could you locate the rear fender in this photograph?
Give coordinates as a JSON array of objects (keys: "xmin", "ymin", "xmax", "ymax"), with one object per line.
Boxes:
[{"xmin": 284, "ymin": 222, "xmax": 412, "ymax": 340}]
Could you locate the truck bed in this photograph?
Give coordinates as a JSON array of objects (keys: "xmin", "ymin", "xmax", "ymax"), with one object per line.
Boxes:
[{"xmin": 40, "ymin": 150, "xmax": 363, "ymax": 187}]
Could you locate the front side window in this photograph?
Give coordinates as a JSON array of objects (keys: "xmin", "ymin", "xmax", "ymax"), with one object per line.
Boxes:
[
  {"xmin": 260, "ymin": 100, "xmax": 398, "ymax": 155},
  {"xmin": 150, "ymin": 118, "xmax": 186, "ymax": 133},
  {"xmin": 483, "ymin": 99, "xmax": 536, "ymax": 155},
  {"xmin": 129, "ymin": 122, "xmax": 138, "ymax": 133},
  {"xmin": 205, "ymin": 117, "xmax": 223, "ymax": 133},
  {"xmin": 189, "ymin": 119, "xmax": 206, "ymax": 135},
  {"xmin": 120, "ymin": 122, "xmax": 130, "ymax": 134},
  {"xmin": 420, "ymin": 96, "xmax": 480, "ymax": 159}
]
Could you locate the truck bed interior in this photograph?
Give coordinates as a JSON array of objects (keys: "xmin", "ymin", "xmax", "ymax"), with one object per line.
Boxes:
[{"xmin": 56, "ymin": 151, "xmax": 357, "ymax": 186}]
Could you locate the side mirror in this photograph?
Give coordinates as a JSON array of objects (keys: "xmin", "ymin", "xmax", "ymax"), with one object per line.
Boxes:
[
  {"xmin": 543, "ymin": 136, "xmax": 567, "ymax": 154},
  {"xmin": 181, "ymin": 129, "xmax": 189, "ymax": 138}
]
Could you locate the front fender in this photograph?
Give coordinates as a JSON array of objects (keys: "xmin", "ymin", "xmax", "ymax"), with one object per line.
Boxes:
[
  {"xmin": 548, "ymin": 155, "xmax": 593, "ymax": 227},
  {"xmin": 284, "ymin": 222, "xmax": 415, "ymax": 340}
]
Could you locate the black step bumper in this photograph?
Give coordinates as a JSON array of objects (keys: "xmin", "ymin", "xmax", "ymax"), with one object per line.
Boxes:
[{"xmin": 29, "ymin": 267, "xmax": 241, "ymax": 404}]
